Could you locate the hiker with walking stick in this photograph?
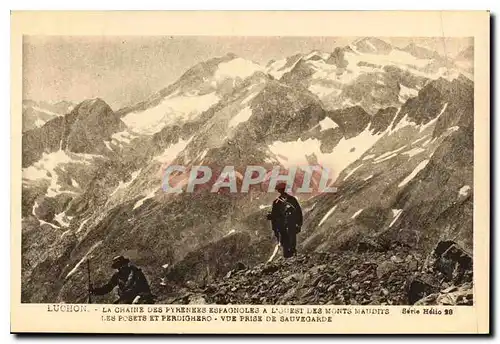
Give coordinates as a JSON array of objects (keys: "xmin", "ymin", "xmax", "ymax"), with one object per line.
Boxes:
[{"xmin": 90, "ymin": 256, "xmax": 155, "ymax": 304}]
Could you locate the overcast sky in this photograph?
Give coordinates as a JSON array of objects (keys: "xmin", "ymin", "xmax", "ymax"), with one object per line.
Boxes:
[{"xmin": 23, "ymin": 36, "xmax": 472, "ymax": 110}]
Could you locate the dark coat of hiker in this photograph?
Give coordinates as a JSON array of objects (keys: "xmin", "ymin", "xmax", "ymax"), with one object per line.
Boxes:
[
  {"xmin": 267, "ymin": 183, "xmax": 303, "ymax": 258},
  {"xmin": 90, "ymin": 256, "xmax": 155, "ymax": 304}
]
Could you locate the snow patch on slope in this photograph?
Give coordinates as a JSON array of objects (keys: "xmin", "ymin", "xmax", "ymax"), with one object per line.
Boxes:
[
  {"xmin": 23, "ymin": 150, "xmax": 98, "ymax": 182},
  {"xmin": 336, "ymin": 49, "xmax": 432, "ymax": 84},
  {"xmin": 351, "ymin": 209, "xmax": 364, "ymax": 219},
  {"xmin": 419, "ymin": 103, "xmax": 448, "ymax": 133},
  {"xmin": 392, "ymin": 114, "xmax": 417, "ymax": 132},
  {"xmin": 328, "ymin": 126, "xmax": 385, "ymax": 176},
  {"xmin": 458, "ymin": 185, "xmax": 471, "ymax": 197},
  {"xmin": 389, "ymin": 209, "xmax": 403, "ymax": 228},
  {"xmin": 241, "ymin": 92, "xmax": 258, "ymax": 105},
  {"xmin": 308, "ymin": 84, "xmax": 342, "ymax": 98},
  {"xmin": 364, "ymin": 174, "xmax": 374, "ymax": 181},
  {"xmin": 31, "ymin": 105, "xmax": 60, "ymax": 117},
  {"xmin": 398, "ymin": 159, "xmax": 430, "ymax": 188},
  {"xmin": 54, "ymin": 212, "xmax": 73, "ymax": 227},
  {"xmin": 373, "ymin": 146, "xmax": 407, "ymax": 164},
  {"xmin": 412, "ymin": 135, "xmax": 431, "ymax": 146},
  {"xmin": 318, "ymin": 117, "xmax": 339, "ymax": 131},
  {"xmin": 32, "ymin": 201, "xmax": 60, "ymax": 229},
  {"xmin": 215, "ymin": 58, "xmax": 263, "ymax": 81},
  {"xmin": 111, "ymin": 131, "xmax": 138, "ymax": 144},
  {"xmin": 133, "ymin": 189, "xmax": 157, "ymax": 210},
  {"xmin": 34, "ymin": 119, "xmax": 45, "ymax": 127},
  {"xmin": 77, "ymin": 217, "xmax": 90, "ymax": 234},
  {"xmin": 228, "ymin": 106, "xmax": 253, "ymax": 129},
  {"xmin": 269, "ymin": 126, "xmax": 384, "ymax": 182},
  {"xmin": 398, "ymin": 84, "xmax": 419, "ymax": 102},
  {"xmin": 23, "ymin": 150, "xmax": 104, "ymax": 198},
  {"xmin": 267, "ymin": 57, "xmax": 302, "ymax": 79},
  {"xmin": 344, "ymin": 164, "xmax": 363, "ymax": 180},
  {"xmin": 110, "ymin": 169, "xmax": 142, "ymax": 197},
  {"xmin": 65, "ymin": 241, "xmax": 102, "ymax": 280},
  {"xmin": 154, "ymin": 136, "xmax": 194, "ymax": 164},
  {"xmin": 319, "ymin": 205, "xmax": 337, "ymax": 227},
  {"xmin": 403, "ymin": 147, "xmax": 426, "ymax": 158},
  {"xmin": 122, "ymin": 93, "xmax": 220, "ymax": 135}
]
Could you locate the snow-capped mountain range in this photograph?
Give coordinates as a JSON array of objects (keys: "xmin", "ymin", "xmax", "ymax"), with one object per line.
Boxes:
[{"xmin": 21, "ymin": 38, "xmax": 473, "ymax": 303}]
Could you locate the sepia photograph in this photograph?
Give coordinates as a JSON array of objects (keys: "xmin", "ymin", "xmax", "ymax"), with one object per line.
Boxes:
[{"xmin": 10, "ymin": 10, "xmax": 490, "ymax": 334}]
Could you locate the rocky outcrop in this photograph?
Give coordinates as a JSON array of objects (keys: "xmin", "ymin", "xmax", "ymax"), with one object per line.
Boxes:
[
  {"xmin": 159, "ymin": 240, "xmax": 472, "ymax": 306},
  {"xmin": 409, "ymin": 240, "xmax": 473, "ymax": 305}
]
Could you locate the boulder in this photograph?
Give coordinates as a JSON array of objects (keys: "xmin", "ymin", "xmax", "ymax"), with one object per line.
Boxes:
[
  {"xmin": 376, "ymin": 261, "xmax": 397, "ymax": 278},
  {"xmin": 407, "ymin": 278, "xmax": 439, "ymax": 305},
  {"xmin": 350, "ymin": 270, "xmax": 360, "ymax": 278},
  {"xmin": 431, "ymin": 241, "xmax": 473, "ymax": 284},
  {"xmin": 415, "ymin": 283, "xmax": 473, "ymax": 306},
  {"xmin": 262, "ymin": 264, "xmax": 280, "ymax": 274}
]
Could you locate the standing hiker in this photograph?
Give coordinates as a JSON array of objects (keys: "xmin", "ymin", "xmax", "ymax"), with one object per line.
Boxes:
[
  {"xmin": 267, "ymin": 183, "xmax": 303, "ymax": 258},
  {"xmin": 90, "ymin": 255, "xmax": 155, "ymax": 304}
]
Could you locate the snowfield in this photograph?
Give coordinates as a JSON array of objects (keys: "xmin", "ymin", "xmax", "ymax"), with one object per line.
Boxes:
[
  {"xmin": 399, "ymin": 84, "xmax": 419, "ymax": 102},
  {"xmin": 215, "ymin": 58, "xmax": 263, "ymax": 81},
  {"xmin": 267, "ymin": 56, "xmax": 302, "ymax": 80},
  {"xmin": 269, "ymin": 125, "xmax": 384, "ymax": 182},
  {"xmin": 122, "ymin": 93, "xmax": 220, "ymax": 135},
  {"xmin": 23, "ymin": 150, "xmax": 104, "ymax": 198}
]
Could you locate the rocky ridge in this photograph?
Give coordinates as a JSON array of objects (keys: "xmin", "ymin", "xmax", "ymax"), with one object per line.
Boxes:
[{"xmin": 159, "ymin": 240, "xmax": 472, "ymax": 306}]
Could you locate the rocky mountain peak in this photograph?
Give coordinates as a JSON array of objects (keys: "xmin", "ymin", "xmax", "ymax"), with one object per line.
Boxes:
[
  {"xmin": 401, "ymin": 42, "xmax": 442, "ymax": 60},
  {"xmin": 455, "ymin": 46, "xmax": 474, "ymax": 61},
  {"xmin": 73, "ymin": 98, "xmax": 113, "ymax": 116},
  {"xmin": 351, "ymin": 37, "xmax": 393, "ymax": 54}
]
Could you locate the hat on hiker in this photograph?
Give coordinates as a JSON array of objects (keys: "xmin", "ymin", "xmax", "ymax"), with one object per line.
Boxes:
[
  {"xmin": 111, "ymin": 255, "xmax": 130, "ymax": 269},
  {"xmin": 275, "ymin": 182, "xmax": 287, "ymax": 192}
]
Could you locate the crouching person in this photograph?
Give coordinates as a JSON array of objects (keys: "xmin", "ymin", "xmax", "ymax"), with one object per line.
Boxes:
[{"xmin": 91, "ymin": 255, "xmax": 155, "ymax": 304}]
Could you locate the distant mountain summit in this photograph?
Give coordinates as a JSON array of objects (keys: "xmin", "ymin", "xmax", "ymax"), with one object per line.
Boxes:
[
  {"xmin": 22, "ymin": 99, "xmax": 76, "ymax": 132},
  {"xmin": 455, "ymin": 46, "xmax": 474, "ymax": 61},
  {"xmin": 116, "ymin": 53, "xmax": 264, "ymax": 135},
  {"xmin": 351, "ymin": 37, "xmax": 393, "ymax": 54},
  {"xmin": 400, "ymin": 42, "xmax": 444, "ymax": 60},
  {"xmin": 22, "ymin": 98, "xmax": 124, "ymax": 167}
]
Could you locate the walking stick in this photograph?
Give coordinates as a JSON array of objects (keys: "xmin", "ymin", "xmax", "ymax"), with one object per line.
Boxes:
[{"xmin": 87, "ymin": 259, "xmax": 92, "ymax": 304}]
